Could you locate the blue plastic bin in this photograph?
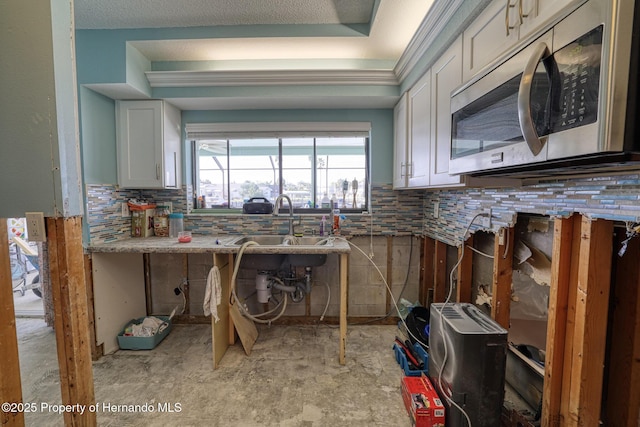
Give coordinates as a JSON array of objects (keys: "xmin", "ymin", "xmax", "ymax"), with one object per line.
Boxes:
[{"xmin": 393, "ymin": 342, "xmax": 429, "ymax": 376}]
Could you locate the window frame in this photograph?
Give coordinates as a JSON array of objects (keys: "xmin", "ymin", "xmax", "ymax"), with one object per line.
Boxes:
[{"xmin": 186, "ymin": 122, "xmax": 371, "ymax": 215}]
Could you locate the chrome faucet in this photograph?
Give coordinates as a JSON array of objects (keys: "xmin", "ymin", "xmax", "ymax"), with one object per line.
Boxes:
[{"xmin": 273, "ymin": 194, "xmax": 295, "ymax": 235}]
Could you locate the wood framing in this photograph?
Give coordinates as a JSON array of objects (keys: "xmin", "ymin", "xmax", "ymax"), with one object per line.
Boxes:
[
  {"xmin": 0, "ymin": 220, "xmax": 24, "ymax": 426},
  {"xmin": 491, "ymin": 227, "xmax": 514, "ymax": 329},
  {"xmin": 433, "ymin": 240, "xmax": 447, "ymax": 303},
  {"xmin": 339, "ymin": 252, "xmax": 348, "ymax": 365},
  {"xmin": 456, "ymin": 234, "xmax": 473, "ymax": 303},
  {"xmin": 211, "ymin": 253, "xmax": 232, "ymax": 369},
  {"xmin": 386, "ymin": 236, "xmax": 393, "ymax": 315},
  {"xmin": 542, "ymin": 215, "xmax": 576, "ymax": 427},
  {"xmin": 543, "ymin": 215, "xmax": 613, "ymax": 426},
  {"xmin": 420, "ymin": 236, "xmax": 435, "ymax": 306},
  {"xmin": 605, "ymin": 230, "xmax": 640, "ymax": 425},
  {"xmin": 567, "ymin": 217, "xmax": 612, "ymax": 425},
  {"xmin": 47, "ymin": 216, "xmax": 96, "ymax": 426}
]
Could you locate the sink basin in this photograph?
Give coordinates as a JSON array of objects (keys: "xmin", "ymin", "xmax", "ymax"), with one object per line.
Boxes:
[
  {"xmin": 284, "ymin": 253, "xmax": 327, "ymax": 267},
  {"xmin": 229, "ymin": 235, "xmax": 333, "ymax": 247},
  {"xmin": 238, "ymin": 254, "xmax": 286, "ymax": 271},
  {"xmin": 229, "ymin": 235, "xmax": 332, "ymax": 269}
]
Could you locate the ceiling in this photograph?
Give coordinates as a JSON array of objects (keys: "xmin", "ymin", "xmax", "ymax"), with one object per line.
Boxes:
[{"xmin": 73, "ymin": 0, "xmax": 436, "ymax": 109}]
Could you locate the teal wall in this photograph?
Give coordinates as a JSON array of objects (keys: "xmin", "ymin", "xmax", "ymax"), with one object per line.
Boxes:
[
  {"xmin": 0, "ymin": 0, "xmax": 82, "ymax": 218},
  {"xmin": 78, "ymin": 104, "xmax": 394, "ymax": 187},
  {"xmin": 80, "ymin": 87, "xmax": 117, "ymax": 185}
]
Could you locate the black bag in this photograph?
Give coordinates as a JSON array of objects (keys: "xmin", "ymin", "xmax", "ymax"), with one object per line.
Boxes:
[{"xmin": 405, "ymin": 306, "xmax": 430, "ymax": 345}]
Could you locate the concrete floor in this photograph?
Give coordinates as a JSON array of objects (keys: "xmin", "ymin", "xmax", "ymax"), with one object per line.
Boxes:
[{"xmin": 16, "ymin": 318, "xmax": 412, "ymax": 426}]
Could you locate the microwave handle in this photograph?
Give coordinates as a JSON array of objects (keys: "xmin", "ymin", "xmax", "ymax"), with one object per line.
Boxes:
[{"xmin": 518, "ymin": 42, "xmax": 550, "ymax": 156}]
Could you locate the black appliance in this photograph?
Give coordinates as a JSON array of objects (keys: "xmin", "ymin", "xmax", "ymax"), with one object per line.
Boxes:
[
  {"xmin": 242, "ymin": 197, "xmax": 273, "ymax": 214},
  {"xmin": 428, "ymin": 303, "xmax": 508, "ymax": 427}
]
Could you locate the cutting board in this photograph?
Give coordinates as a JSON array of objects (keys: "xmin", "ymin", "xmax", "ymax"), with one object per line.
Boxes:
[{"xmin": 229, "ymin": 303, "xmax": 258, "ymax": 355}]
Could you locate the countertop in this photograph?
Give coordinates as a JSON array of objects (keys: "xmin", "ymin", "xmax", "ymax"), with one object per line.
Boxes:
[{"xmin": 87, "ymin": 235, "xmax": 351, "ymax": 254}]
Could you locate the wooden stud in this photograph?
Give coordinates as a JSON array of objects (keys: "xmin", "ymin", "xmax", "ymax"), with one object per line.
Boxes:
[
  {"xmin": 211, "ymin": 253, "xmax": 232, "ymax": 369},
  {"xmin": 433, "ymin": 240, "xmax": 447, "ymax": 303},
  {"xmin": 84, "ymin": 255, "xmax": 102, "ymax": 361},
  {"xmin": 559, "ymin": 216, "xmax": 583, "ymax": 424},
  {"xmin": 182, "ymin": 254, "xmax": 190, "ymax": 314},
  {"xmin": 542, "ymin": 215, "xmax": 575, "ymax": 427},
  {"xmin": 143, "ymin": 253, "xmax": 152, "ymax": 315},
  {"xmin": 605, "ymin": 230, "xmax": 640, "ymax": 425},
  {"xmin": 566, "ymin": 217, "xmax": 612, "ymax": 426},
  {"xmin": 421, "ymin": 237, "xmax": 435, "ymax": 306},
  {"xmin": 491, "ymin": 227, "xmax": 514, "ymax": 329},
  {"xmin": 339, "ymin": 252, "xmax": 348, "ymax": 365},
  {"xmin": 386, "ymin": 236, "xmax": 393, "ymax": 315},
  {"xmin": 47, "ymin": 216, "xmax": 96, "ymax": 426},
  {"xmin": 0, "ymin": 220, "xmax": 25, "ymax": 427},
  {"xmin": 456, "ymin": 234, "xmax": 473, "ymax": 303}
]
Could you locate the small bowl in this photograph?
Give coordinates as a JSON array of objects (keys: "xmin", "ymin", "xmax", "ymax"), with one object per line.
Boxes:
[{"xmin": 178, "ymin": 231, "xmax": 192, "ymax": 243}]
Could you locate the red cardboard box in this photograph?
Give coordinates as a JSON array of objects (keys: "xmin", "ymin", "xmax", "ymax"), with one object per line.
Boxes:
[{"xmin": 401, "ymin": 374, "xmax": 445, "ymax": 427}]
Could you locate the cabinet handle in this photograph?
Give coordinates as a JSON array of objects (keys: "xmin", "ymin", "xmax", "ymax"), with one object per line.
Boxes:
[
  {"xmin": 400, "ymin": 162, "xmax": 406, "ymax": 178},
  {"xmin": 505, "ymin": 0, "xmax": 517, "ymax": 36},
  {"xmin": 518, "ymin": 0, "xmax": 529, "ymax": 22},
  {"xmin": 156, "ymin": 164, "xmax": 161, "ymax": 180}
]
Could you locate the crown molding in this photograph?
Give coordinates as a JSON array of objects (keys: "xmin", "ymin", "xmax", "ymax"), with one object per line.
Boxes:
[
  {"xmin": 146, "ymin": 69, "xmax": 399, "ymax": 87},
  {"xmin": 394, "ymin": 0, "xmax": 466, "ymax": 84}
]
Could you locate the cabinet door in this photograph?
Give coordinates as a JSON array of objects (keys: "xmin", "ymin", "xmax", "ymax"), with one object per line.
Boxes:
[
  {"xmin": 463, "ymin": 0, "xmax": 519, "ymax": 82},
  {"xmin": 162, "ymin": 102, "xmax": 181, "ymax": 188},
  {"xmin": 430, "ymin": 37, "xmax": 464, "ymax": 187},
  {"xmin": 392, "ymin": 94, "xmax": 409, "ymax": 189},
  {"xmin": 407, "ymin": 69, "xmax": 431, "ymax": 188},
  {"xmin": 519, "ymin": 0, "xmax": 573, "ymax": 38},
  {"xmin": 117, "ymin": 100, "xmax": 164, "ymax": 188}
]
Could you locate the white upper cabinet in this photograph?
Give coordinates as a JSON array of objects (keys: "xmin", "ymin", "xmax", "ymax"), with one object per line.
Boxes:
[
  {"xmin": 393, "ymin": 36, "xmax": 465, "ymax": 189},
  {"xmin": 430, "ymin": 36, "xmax": 464, "ymax": 187},
  {"xmin": 463, "ymin": 0, "xmax": 573, "ymax": 82},
  {"xmin": 393, "ymin": 93, "xmax": 409, "ymax": 189},
  {"xmin": 407, "ymin": 69, "xmax": 432, "ymax": 188},
  {"xmin": 116, "ymin": 100, "xmax": 182, "ymax": 189}
]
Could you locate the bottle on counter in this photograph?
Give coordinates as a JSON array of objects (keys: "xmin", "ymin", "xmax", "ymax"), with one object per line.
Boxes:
[
  {"xmin": 154, "ymin": 205, "xmax": 170, "ymax": 237},
  {"xmin": 169, "ymin": 213, "xmax": 184, "ymax": 238},
  {"xmin": 332, "ymin": 208, "xmax": 340, "ymax": 235}
]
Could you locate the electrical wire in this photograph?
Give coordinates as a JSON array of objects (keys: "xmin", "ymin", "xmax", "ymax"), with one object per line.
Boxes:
[
  {"xmin": 349, "ymin": 236, "xmax": 415, "ymax": 325},
  {"xmin": 466, "ymin": 244, "xmax": 494, "ymax": 259},
  {"xmin": 327, "ymin": 236, "xmax": 428, "ymax": 348}
]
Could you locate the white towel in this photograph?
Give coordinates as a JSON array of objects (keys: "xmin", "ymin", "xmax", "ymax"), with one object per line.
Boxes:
[{"xmin": 203, "ymin": 266, "xmax": 222, "ymax": 322}]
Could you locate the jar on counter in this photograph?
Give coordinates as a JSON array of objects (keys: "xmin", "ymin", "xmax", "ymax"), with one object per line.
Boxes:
[
  {"xmin": 154, "ymin": 206, "xmax": 170, "ymax": 236},
  {"xmin": 169, "ymin": 213, "xmax": 184, "ymax": 238}
]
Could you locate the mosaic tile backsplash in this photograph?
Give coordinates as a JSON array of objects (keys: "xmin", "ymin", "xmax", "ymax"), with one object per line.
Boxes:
[
  {"xmin": 86, "ymin": 172, "xmax": 640, "ymax": 247},
  {"xmin": 423, "ymin": 173, "xmax": 640, "ymax": 247},
  {"xmin": 85, "ymin": 184, "xmax": 424, "ymax": 244}
]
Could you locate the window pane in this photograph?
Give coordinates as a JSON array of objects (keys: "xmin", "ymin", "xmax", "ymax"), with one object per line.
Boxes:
[
  {"xmin": 282, "ymin": 138, "xmax": 313, "ymax": 209},
  {"xmin": 197, "ymin": 141, "xmax": 228, "ymax": 208},
  {"xmin": 194, "ymin": 133, "xmax": 368, "ymax": 211},
  {"xmin": 316, "ymin": 137, "xmax": 366, "ymax": 209},
  {"xmin": 228, "ymin": 139, "xmax": 279, "ymax": 208}
]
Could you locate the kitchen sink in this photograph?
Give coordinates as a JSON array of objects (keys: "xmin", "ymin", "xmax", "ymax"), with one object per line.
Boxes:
[
  {"xmin": 228, "ymin": 235, "xmax": 332, "ymax": 269},
  {"xmin": 229, "ymin": 235, "xmax": 333, "ymax": 246},
  {"xmin": 238, "ymin": 254, "xmax": 287, "ymax": 270}
]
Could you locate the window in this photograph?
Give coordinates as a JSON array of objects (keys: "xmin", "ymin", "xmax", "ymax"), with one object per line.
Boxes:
[{"xmin": 188, "ymin": 123, "xmax": 369, "ymax": 212}]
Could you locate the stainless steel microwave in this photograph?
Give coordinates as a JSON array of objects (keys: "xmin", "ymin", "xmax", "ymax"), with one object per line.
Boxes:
[{"xmin": 449, "ymin": 0, "xmax": 640, "ymax": 176}]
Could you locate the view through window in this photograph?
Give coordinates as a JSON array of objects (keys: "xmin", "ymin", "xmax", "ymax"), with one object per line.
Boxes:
[{"xmin": 194, "ymin": 136, "xmax": 368, "ymax": 212}]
